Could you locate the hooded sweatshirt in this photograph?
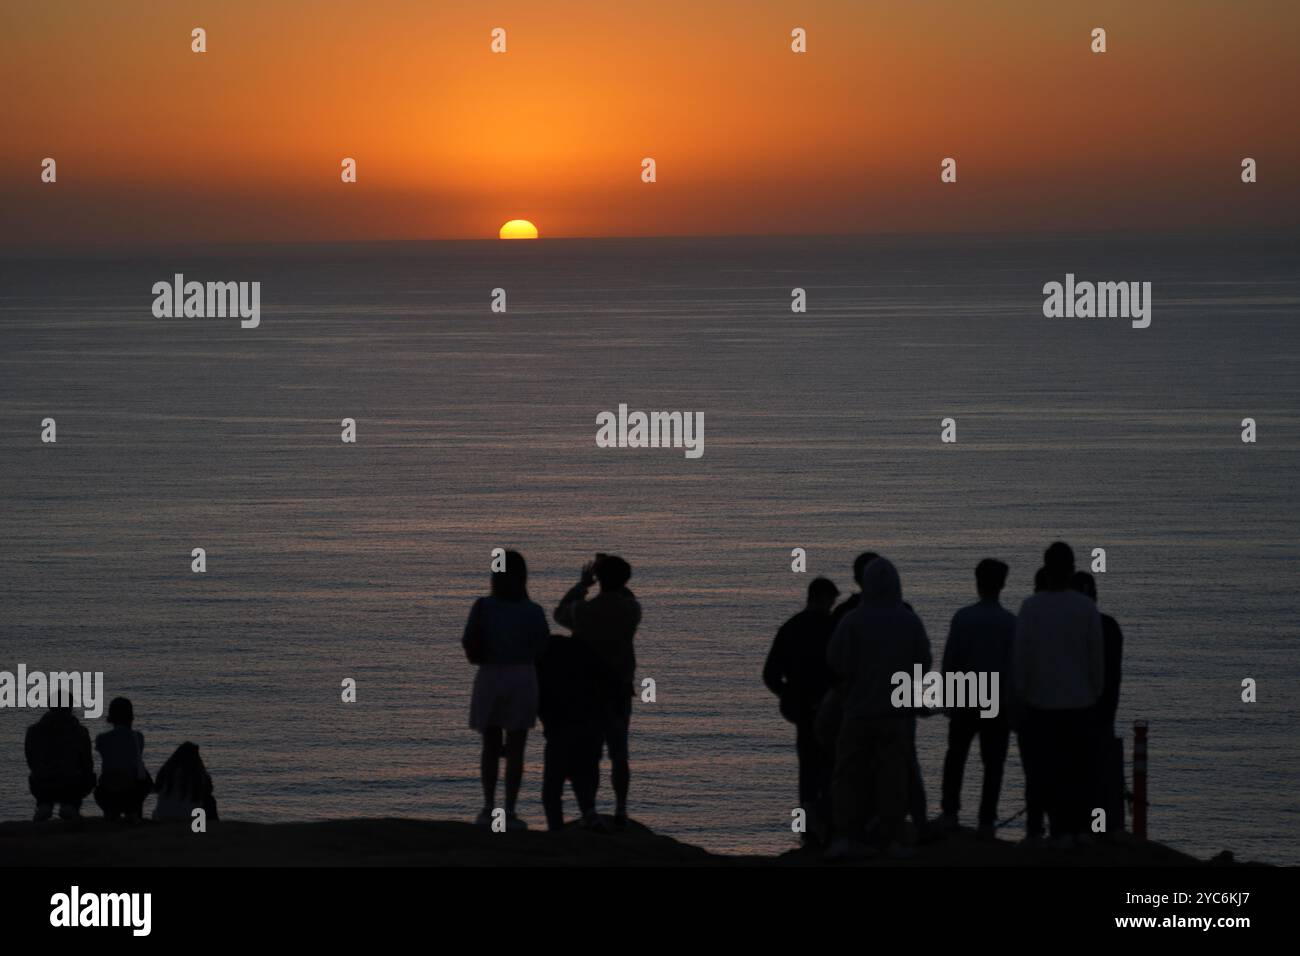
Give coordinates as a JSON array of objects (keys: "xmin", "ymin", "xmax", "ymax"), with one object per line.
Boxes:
[{"xmin": 827, "ymin": 558, "xmax": 932, "ymax": 721}]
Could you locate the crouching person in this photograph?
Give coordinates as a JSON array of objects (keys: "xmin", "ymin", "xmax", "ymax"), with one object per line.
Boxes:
[
  {"xmin": 25, "ymin": 706, "xmax": 96, "ymax": 821},
  {"xmin": 94, "ymin": 697, "xmax": 153, "ymax": 822},
  {"xmin": 152, "ymin": 742, "xmax": 218, "ymax": 823}
]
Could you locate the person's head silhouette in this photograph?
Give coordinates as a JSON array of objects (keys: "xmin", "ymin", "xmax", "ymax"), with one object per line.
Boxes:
[
  {"xmin": 1042, "ymin": 541, "xmax": 1075, "ymax": 591},
  {"xmin": 491, "ymin": 550, "xmax": 529, "ymax": 602},
  {"xmin": 1033, "ymin": 567, "xmax": 1047, "ymax": 593},
  {"xmin": 852, "ymin": 551, "xmax": 880, "ymax": 590},
  {"xmin": 975, "ymin": 559, "xmax": 1009, "ymax": 600},
  {"xmin": 594, "ymin": 555, "xmax": 632, "ymax": 592},
  {"xmin": 860, "ymin": 556, "xmax": 903, "ymax": 607},
  {"xmin": 106, "ymin": 697, "xmax": 134, "ymax": 727},
  {"xmin": 806, "ymin": 576, "xmax": 839, "ymax": 611}
]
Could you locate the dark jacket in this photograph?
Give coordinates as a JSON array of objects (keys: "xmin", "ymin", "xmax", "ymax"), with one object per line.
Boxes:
[
  {"xmin": 537, "ymin": 634, "xmax": 615, "ymax": 732},
  {"xmin": 25, "ymin": 710, "xmax": 94, "ymax": 784},
  {"xmin": 830, "ymin": 593, "xmax": 861, "ymax": 630},
  {"xmin": 763, "ymin": 607, "xmax": 836, "ymax": 723},
  {"xmin": 96, "ymin": 725, "xmax": 149, "ymax": 788},
  {"xmin": 942, "ymin": 598, "xmax": 1016, "ymax": 720},
  {"xmin": 462, "ymin": 596, "xmax": 549, "ymax": 666},
  {"xmin": 554, "ymin": 585, "xmax": 641, "ymax": 697},
  {"xmin": 1091, "ymin": 613, "xmax": 1124, "ymax": 733}
]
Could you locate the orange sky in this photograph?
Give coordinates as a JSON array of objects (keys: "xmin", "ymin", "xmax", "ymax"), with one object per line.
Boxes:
[{"xmin": 3, "ymin": 0, "xmax": 1298, "ymax": 244}]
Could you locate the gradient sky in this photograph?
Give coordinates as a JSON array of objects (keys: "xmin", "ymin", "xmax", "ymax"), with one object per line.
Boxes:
[{"xmin": 3, "ymin": 0, "xmax": 1298, "ymax": 244}]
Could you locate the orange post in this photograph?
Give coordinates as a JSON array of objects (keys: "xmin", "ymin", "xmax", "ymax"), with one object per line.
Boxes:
[{"xmin": 1132, "ymin": 720, "xmax": 1148, "ymax": 840}]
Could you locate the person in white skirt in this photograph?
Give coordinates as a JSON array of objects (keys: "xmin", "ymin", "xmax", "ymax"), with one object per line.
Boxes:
[{"xmin": 462, "ymin": 549, "xmax": 549, "ymax": 830}]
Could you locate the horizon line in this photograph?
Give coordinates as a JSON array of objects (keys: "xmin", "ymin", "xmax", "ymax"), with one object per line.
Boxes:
[{"xmin": 5, "ymin": 225, "xmax": 1299, "ymax": 259}]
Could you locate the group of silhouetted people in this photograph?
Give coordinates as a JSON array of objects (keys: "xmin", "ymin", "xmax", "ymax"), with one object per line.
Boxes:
[
  {"xmin": 25, "ymin": 697, "xmax": 218, "ymax": 825},
  {"xmin": 25, "ymin": 541, "xmax": 1123, "ymax": 853},
  {"xmin": 462, "ymin": 551, "xmax": 641, "ymax": 832},
  {"xmin": 764, "ymin": 541, "xmax": 1123, "ymax": 859}
]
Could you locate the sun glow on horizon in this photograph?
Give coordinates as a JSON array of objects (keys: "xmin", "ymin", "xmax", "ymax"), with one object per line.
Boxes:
[{"xmin": 499, "ymin": 219, "xmax": 539, "ymax": 240}]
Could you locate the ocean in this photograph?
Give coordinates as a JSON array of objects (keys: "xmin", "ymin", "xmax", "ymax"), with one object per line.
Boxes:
[{"xmin": 1, "ymin": 234, "xmax": 1297, "ymax": 862}]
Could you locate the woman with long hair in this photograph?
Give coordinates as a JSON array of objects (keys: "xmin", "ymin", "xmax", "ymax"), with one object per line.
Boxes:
[
  {"xmin": 462, "ymin": 550, "xmax": 549, "ymax": 829},
  {"xmin": 152, "ymin": 741, "xmax": 218, "ymax": 822}
]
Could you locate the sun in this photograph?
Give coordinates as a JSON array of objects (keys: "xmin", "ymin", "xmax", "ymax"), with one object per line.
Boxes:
[{"xmin": 499, "ymin": 219, "xmax": 539, "ymax": 240}]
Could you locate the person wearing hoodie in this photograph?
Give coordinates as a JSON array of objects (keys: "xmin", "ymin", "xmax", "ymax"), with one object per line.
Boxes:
[
  {"xmin": 829, "ymin": 552, "xmax": 879, "ymax": 629},
  {"xmin": 25, "ymin": 706, "xmax": 96, "ymax": 821},
  {"xmin": 825, "ymin": 557, "xmax": 932, "ymax": 860}
]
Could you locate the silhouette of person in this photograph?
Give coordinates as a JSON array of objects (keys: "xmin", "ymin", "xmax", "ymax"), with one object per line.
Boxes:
[
  {"xmin": 823, "ymin": 554, "xmax": 879, "ymax": 807},
  {"xmin": 1071, "ymin": 570, "xmax": 1125, "ymax": 834},
  {"xmin": 554, "ymin": 554, "xmax": 641, "ymax": 830},
  {"xmin": 1012, "ymin": 542, "xmax": 1103, "ymax": 847},
  {"xmin": 25, "ymin": 705, "xmax": 95, "ymax": 821},
  {"xmin": 938, "ymin": 559, "xmax": 1016, "ymax": 838},
  {"xmin": 826, "ymin": 557, "xmax": 931, "ymax": 860},
  {"xmin": 1019, "ymin": 564, "xmax": 1049, "ymax": 842},
  {"xmin": 537, "ymin": 633, "xmax": 611, "ymax": 832},
  {"xmin": 763, "ymin": 575, "xmax": 840, "ymax": 844},
  {"xmin": 830, "ymin": 552, "xmax": 878, "ymax": 629},
  {"xmin": 152, "ymin": 742, "xmax": 218, "ymax": 822},
  {"xmin": 94, "ymin": 697, "xmax": 153, "ymax": 822},
  {"xmin": 827, "ymin": 552, "xmax": 929, "ymax": 845},
  {"xmin": 463, "ymin": 549, "xmax": 549, "ymax": 830}
]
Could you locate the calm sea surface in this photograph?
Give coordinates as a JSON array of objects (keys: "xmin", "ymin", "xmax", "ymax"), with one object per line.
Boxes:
[{"xmin": 1, "ymin": 235, "xmax": 1297, "ymax": 862}]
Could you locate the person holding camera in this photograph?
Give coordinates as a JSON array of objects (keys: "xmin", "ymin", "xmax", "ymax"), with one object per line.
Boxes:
[{"xmin": 554, "ymin": 553, "xmax": 642, "ymax": 830}]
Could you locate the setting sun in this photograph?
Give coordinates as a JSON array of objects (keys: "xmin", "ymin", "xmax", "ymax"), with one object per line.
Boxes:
[{"xmin": 499, "ymin": 219, "xmax": 539, "ymax": 240}]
